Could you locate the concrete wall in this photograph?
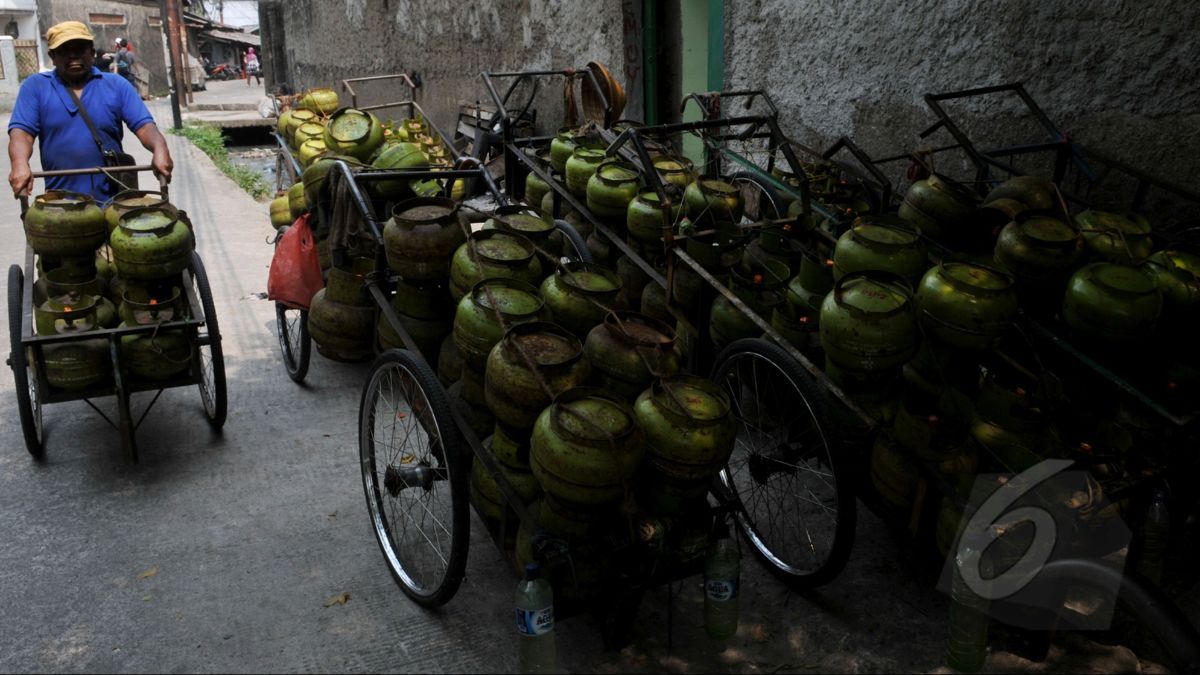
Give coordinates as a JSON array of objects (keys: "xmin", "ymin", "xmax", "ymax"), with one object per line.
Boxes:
[
  {"xmin": 725, "ymin": 0, "xmax": 1200, "ymax": 216},
  {"xmin": 39, "ymin": 0, "xmax": 169, "ymax": 95},
  {"xmin": 266, "ymin": 0, "xmax": 632, "ymax": 135},
  {"xmin": 260, "ymin": 0, "xmax": 1198, "ymax": 217},
  {"xmin": 0, "ymin": 36, "xmax": 19, "ymax": 110}
]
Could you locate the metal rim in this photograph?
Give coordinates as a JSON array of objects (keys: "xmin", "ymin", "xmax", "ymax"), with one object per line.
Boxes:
[
  {"xmin": 710, "ymin": 338, "xmax": 854, "ymax": 587},
  {"xmin": 189, "ymin": 253, "xmax": 227, "ymax": 428},
  {"xmin": 359, "ymin": 349, "xmax": 466, "ymax": 607},
  {"xmin": 8, "ymin": 264, "xmax": 44, "ymax": 457},
  {"xmin": 729, "ymin": 172, "xmax": 783, "ymax": 224},
  {"xmin": 275, "ymin": 303, "xmax": 310, "ymax": 383}
]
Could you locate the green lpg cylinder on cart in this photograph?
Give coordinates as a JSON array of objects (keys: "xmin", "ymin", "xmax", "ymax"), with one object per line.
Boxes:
[
  {"xmin": 308, "ymin": 266, "xmax": 375, "ymax": 362},
  {"xmin": 118, "ymin": 287, "xmax": 192, "ymax": 380},
  {"xmin": 1077, "ymin": 210, "xmax": 1153, "ymax": 264},
  {"xmin": 487, "ymin": 205, "xmax": 559, "ymax": 258},
  {"xmin": 586, "ymin": 160, "xmax": 641, "ymax": 227},
  {"xmin": 303, "ymin": 153, "xmax": 368, "ymax": 209},
  {"xmin": 384, "ymin": 196, "xmax": 466, "ymax": 281},
  {"xmin": 470, "ymin": 437, "xmax": 542, "ymax": 527},
  {"xmin": 284, "ymin": 108, "xmax": 318, "ymax": 144},
  {"xmin": 709, "ymin": 260, "xmax": 790, "ymax": 351},
  {"xmin": 897, "ymin": 173, "xmax": 977, "ymax": 242},
  {"xmin": 369, "ymin": 142, "xmax": 430, "ymax": 201},
  {"xmin": 915, "ymin": 262, "xmax": 1018, "ymax": 352},
  {"xmin": 33, "ymin": 296, "xmax": 110, "ymax": 390},
  {"xmin": 110, "ymin": 206, "xmax": 193, "ymax": 282},
  {"xmin": 292, "ymin": 122, "xmax": 326, "ymax": 152},
  {"xmin": 868, "ymin": 430, "xmax": 921, "ymax": 516},
  {"xmin": 683, "ymin": 176, "xmax": 743, "ymax": 231},
  {"xmin": 1061, "ymin": 262, "xmax": 1162, "ymax": 344},
  {"xmin": 819, "ymin": 272, "xmax": 918, "ymax": 374},
  {"xmin": 524, "ymin": 155, "xmax": 553, "ymax": 209},
  {"xmin": 42, "ymin": 268, "xmax": 117, "ymax": 328},
  {"xmin": 539, "ymin": 262, "xmax": 621, "ymax": 339},
  {"xmin": 634, "ymin": 376, "xmax": 736, "ymax": 516},
  {"xmin": 584, "ymin": 311, "xmax": 681, "ymax": 400},
  {"xmin": 530, "ymin": 387, "xmax": 644, "ymax": 508},
  {"xmin": 565, "ymin": 146, "xmax": 606, "ymax": 198},
  {"xmin": 653, "ymin": 155, "xmax": 694, "ymax": 192},
  {"xmin": 322, "ymin": 107, "xmax": 384, "ymax": 161},
  {"xmin": 549, "ymin": 127, "xmax": 579, "ymax": 174},
  {"xmin": 24, "ymin": 190, "xmax": 107, "ymax": 260},
  {"xmin": 484, "ymin": 322, "xmax": 591, "ymax": 432},
  {"xmin": 514, "ymin": 498, "xmax": 612, "ymax": 604},
  {"xmin": 832, "ymin": 215, "xmax": 927, "ymax": 282},
  {"xmin": 452, "ymin": 278, "xmax": 546, "ymax": 373},
  {"xmin": 377, "ymin": 278, "xmax": 454, "ymax": 360},
  {"xmin": 104, "ymin": 190, "xmax": 167, "ymax": 235},
  {"xmin": 449, "ymin": 230, "xmax": 543, "ymax": 302},
  {"xmin": 627, "ymin": 189, "xmax": 679, "ymax": 246}
]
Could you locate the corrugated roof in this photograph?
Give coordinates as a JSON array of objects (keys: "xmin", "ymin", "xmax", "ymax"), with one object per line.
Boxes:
[{"xmin": 203, "ymin": 28, "xmax": 260, "ymax": 47}]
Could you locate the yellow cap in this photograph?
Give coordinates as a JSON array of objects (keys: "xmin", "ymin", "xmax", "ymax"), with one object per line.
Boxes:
[{"xmin": 46, "ymin": 21, "xmax": 95, "ymax": 51}]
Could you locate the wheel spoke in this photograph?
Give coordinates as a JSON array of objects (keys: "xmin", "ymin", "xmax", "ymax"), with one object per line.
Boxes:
[
  {"xmin": 712, "ymin": 342, "xmax": 848, "ymax": 584},
  {"xmin": 361, "ymin": 355, "xmax": 464, "ymax": 605}
]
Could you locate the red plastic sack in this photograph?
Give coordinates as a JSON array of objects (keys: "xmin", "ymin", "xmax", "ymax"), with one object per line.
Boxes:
[{"xmin": 267, "ymin": 214, "xmax": 324, "ymax": 310}]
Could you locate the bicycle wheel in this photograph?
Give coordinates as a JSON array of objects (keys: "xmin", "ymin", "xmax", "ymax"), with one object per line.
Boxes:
[
  {"xmin": 275, "ymin": 302, "xmax": 310, "ymax": 383},
  {"xmin": 8, "ymin": 265, "xmax": 43, "ymax": 457},
  {"xmin": 554, "ymin": 219, "xmax": 593, "ymax": 263},
  {"xmin": 728, "ymin": 171, "xmax": 783, "ymax": 223},
  {"xmin": 709, "ymin": 337, "xmax": 855, "ymax": 588},
  {"xmin": 189, "ymin": 253, "xmax": 227, "ymax": 428},
  {"xmin": 360, "ymin": 348, "xmax": 468, "ymax": 607}
]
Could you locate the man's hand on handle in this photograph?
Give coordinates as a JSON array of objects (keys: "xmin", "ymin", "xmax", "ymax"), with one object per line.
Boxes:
[
  {"xmin": 9, "ymin": 162, "xmax": 33, "ymax": 197},
  {"xmin": 136, "ymin": 123, "xmax": 173, "ymax": 185},
  {"xmin": 151, "ymin": 144, "xmax": 173, "ymax": 184},
  {"xmin": 8, "ymin": 129, "xmax": 35, "ymax": 197}
]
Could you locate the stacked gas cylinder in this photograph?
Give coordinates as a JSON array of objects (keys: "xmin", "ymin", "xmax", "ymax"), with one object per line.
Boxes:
[
  {"xmin": 270, "ymin": 85, "xmax": 462, "ymax": 362},
  {"xmin": 792, "ymin": 168, "xmax": 1198, "ymax": 561},
  {"xmin": 23, "ymin": 187, "xmax": 196, "ymax": 389},
  {"xmin": 268, "ymin": 86, "xmax": 457, "ymax": 271}
]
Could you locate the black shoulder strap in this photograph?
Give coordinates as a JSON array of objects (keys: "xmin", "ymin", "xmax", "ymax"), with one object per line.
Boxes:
[{"xmin": 65, "ymin": 84, "xmax": 108, "ymax": 155}]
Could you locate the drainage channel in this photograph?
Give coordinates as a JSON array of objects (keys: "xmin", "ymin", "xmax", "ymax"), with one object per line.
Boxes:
[{"xmin": 222, "ymin": 125, "xmax": 282, "ymax": 194}]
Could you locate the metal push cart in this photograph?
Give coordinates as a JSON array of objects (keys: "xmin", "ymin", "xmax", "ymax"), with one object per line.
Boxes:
[
  {"xmin": 272, "ymin": 73, "xmax": 470, "ymax": 384},
  {"xmin": 484, "ymin": 71, "xmax": 877, "ymax": 589},
  {"xmin": 8, "ymin": 166, "xmax": 227, "ymax": 462}
]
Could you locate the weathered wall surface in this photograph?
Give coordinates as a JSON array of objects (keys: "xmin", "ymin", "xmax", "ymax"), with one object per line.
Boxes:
[
  {"xmin": 270, "ymin": 0, "xmax": 631, "ymax": 135},
  {"xmin": 40, "ymin": 0, "xmax": 169, "ymax": 95},
  {"xmin": 726, "ymin": 0, "xmax": 1200, "ymax": 213}
]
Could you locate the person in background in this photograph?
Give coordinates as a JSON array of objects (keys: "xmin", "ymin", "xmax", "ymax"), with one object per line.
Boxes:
[
  {"xmin": 94, "ymin": 48, "xmax": 112, "ymax": 73},
  {"xmin": 7, "ymin": 21, "xmax": 172, "ymax": 203},
  {"xmin": 114, "ymin": 37, "xmax": 136, "ymax": 87},
  {"xmin": 244, "ymin": 47, "xmax": 261, "ymax": 86}
]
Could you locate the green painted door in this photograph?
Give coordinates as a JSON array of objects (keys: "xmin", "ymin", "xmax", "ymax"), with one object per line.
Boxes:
[{"xmin": 680, "ymin": 0, "xmax": 724, "ymax": 166}]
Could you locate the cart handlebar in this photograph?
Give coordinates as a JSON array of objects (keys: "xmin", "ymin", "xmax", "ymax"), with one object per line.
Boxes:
[{"xmin": 18, "ymin": 166, "xmax": 168, "ymax": 217}]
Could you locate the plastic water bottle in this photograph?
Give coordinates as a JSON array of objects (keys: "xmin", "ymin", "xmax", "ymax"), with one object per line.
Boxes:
[
  {"xmin": 515, "ymin": 563, "xmax": 556, "ymax": 674},
  {"xmin": 946, "ymin": 529, "xmax": 992, "ymax": 673},
  {"xmin": 703, "ymin": 522, "xmax": 741, "ymax": 639},
  {"xmin": 1137, "ymin": 489, "xmax": 1170, "ymax": 586}
]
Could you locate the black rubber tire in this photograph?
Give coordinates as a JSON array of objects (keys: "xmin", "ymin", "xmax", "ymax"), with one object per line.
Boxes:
[
  {"xmin": 708, "ymin": 337, "xmax": 855, "ymax": 589},
  {"xmin": 728, "ymin": 171, "xmax": 784, "ymax": 222},
  {"xmin": 359, "ymin": 348, "xmax": 468, "ymax": 607},
  {"xmin": 275, "ymin": 302, "xmax": 310, "ymax": 383},
  {"xmin": 554, "ymin": 219, "xmax": 593, "ymax": 263},
  {"xmin": 189, "ymin": 253, "xmax": 227, "ymax": 428},
  {"xmin": 8, "ymin": 265, "xmax": 43, "ymax": 458}
]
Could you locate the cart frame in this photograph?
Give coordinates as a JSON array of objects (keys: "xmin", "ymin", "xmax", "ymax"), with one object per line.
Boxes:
[{"xmin": 9, "ymin": 166, "xmax": 227, "ymax": 461}]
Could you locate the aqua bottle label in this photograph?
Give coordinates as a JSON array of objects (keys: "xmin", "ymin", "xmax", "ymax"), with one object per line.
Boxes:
[
  {"xmin": 705, "ymin": 578, "xmax": 738, "ymax": 602},
  {"xmin": 516, "ymin": 606, "xmax": 555, "ymax": 636}
]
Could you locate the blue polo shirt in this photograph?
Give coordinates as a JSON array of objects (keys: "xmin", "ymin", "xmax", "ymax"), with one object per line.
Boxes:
[{"xmin": 8, "ymin": 67, "xmax": 155, "ymax": 203}]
